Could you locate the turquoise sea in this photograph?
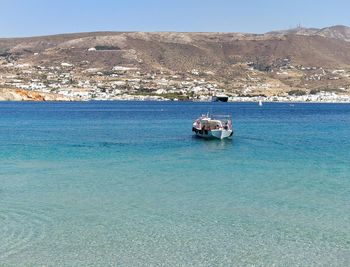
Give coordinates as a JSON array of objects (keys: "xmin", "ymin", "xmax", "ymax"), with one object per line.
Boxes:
[{"xmin": 0, "ymin": 101, "xmax": 350, "ymax": 266}]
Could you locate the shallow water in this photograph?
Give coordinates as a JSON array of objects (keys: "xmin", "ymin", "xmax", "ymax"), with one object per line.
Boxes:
[{"xmin": 0, "ymin": 101, "xmax": 350, "ymax": 266}]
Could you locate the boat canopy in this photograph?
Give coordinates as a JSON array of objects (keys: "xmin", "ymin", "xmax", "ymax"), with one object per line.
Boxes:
[{"xmin": 200, "ymin": 119, "xmax": 222, "ymax": 128}]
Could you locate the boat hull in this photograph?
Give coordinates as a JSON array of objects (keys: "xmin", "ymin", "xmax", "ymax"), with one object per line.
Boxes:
[{"xmin": 193, "ymin": 128, "xmax": 233, "ymax": 140}]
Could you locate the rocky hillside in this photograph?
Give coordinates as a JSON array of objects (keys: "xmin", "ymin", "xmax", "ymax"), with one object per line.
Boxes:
[
  {"xmin": 0, "ymin": 88, "xmax": 73, "ymax": 101},
  {"xmin": 1, "ymin": 25, "xmax": 350, "ymax": 101},
  {"xmin": 316, "ymin": 25, "xmax": 350, "ymax": 42},
  {"xmin": 268, "ymin": 25, "xmax": 350, "ymax": 42},
  {"xmin": 2, "ymin": 28, "xmax": 350, "ymax": 70}
]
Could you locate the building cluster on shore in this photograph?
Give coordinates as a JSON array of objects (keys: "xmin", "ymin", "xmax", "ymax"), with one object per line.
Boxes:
[
  {"xmin": 1, "ymin": 54, "xmax": 350, "ymax": 102},
  {"xmin": 0, "ymin": 58, "xmax": 225, "ymax": 101}
]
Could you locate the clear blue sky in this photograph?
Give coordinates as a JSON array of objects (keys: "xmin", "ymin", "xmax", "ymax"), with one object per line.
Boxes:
[{"xmin": 1, "ymin": 0, "xmax": 349, "ymax": 37}]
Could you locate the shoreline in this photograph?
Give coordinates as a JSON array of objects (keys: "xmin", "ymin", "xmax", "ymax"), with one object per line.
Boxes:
[
  {"xmin": 1, "ymin": 98, "xmax": 350, "ymax": 104},
  {"xmin": 1, "ymin": 88, "xmax": 350, "ymax": 103}
]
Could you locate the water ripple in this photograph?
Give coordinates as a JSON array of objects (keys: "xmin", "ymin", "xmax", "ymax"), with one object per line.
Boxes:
[{"xmin": 0, "ymin": 203, "xmax": 53, "ymax": 260}]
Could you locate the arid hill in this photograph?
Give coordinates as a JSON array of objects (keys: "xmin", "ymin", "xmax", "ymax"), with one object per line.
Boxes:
[
  {"xmin": 1, "ymin": 27, "xmax": 350, "ymax": 71},
  {"xmin": 269, "ymin": 25, "xmax": 350, "ymax": 42},
  {"xmin": 1, "ymin": 26, "xmax": 350, "ymax": 100}
]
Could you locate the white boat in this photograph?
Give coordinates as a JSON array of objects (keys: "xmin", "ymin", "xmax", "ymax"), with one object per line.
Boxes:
[
  {"xmin": 192, "ymin": 114, "xmax": 233, "ymax": 139},
  {"xmin": 258, "ymin": 100, "xmax": 263, "ymax": 106}
]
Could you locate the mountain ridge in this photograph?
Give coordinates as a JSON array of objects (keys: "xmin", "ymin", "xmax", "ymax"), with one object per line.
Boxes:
[{"xmin": 266, "ymin": 25, "xmax": 350, "ymax": 41}]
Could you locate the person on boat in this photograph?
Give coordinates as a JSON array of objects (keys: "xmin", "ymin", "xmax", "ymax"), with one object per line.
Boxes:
[{"xmin": 224, "ymin": 122, "xmax": 228, "ymax": 130}]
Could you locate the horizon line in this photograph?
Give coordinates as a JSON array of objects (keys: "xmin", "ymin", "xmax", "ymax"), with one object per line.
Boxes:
[{"xmin": 0, "ymin": 24, "xmax": 348, "ymax": 39}]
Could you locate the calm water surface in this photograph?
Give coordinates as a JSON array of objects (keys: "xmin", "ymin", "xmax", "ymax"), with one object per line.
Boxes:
[{"xmin": 0, "ymin": 101, "xmax": 350, "ymax": 266}]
